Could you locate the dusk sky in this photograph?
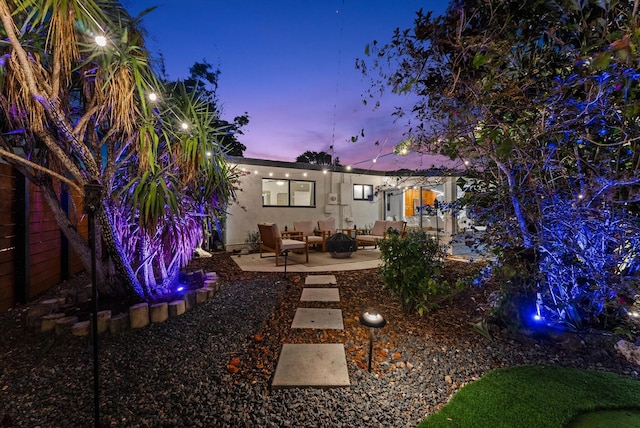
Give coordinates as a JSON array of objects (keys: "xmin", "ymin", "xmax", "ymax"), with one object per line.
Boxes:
[{"xmin": 123, "ymin": 1, "xmax": 456, "ymax": 171}]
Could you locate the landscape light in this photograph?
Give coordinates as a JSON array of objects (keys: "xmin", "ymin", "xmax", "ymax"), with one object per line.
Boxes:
[
  {"xmin": 359, "ymin": 311, "xmax": 387, "ymax": 372},
  {"xmin": 534, "ymin": 292, "xmax": 543, "ymax": 322},
  {"xmin": 180, "ymin": 122, "xmax": 189, "ymax": 130},
  {"xmin": 148, "ymin": 92, "xmax": 158, "ymax": 102}
]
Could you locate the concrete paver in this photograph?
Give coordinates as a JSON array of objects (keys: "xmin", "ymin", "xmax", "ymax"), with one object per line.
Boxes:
[
  {"xmin": 271, "ymin": 343, "xmax": 350, "ymax": 388},
  {"xmin": 291, "ymin": 308, "xmax": 343, "ymax": 330},
  {"xmin": 300, "ymin": 288, "xmax": 340, "ymax": 302},
  {"xmin": 304, "ymin": 275, "xmax": 337, "ymax": 286}
]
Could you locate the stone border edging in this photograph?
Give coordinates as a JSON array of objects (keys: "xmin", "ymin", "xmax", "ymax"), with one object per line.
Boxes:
[{"xmin": 24, "ymin": 270, "xmax": 219, "ymax": 337}]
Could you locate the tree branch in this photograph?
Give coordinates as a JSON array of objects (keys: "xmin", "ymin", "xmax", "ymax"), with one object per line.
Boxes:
[{"xmin": 0, "ymin": 147, "xmax": 83, "ymax": 195}]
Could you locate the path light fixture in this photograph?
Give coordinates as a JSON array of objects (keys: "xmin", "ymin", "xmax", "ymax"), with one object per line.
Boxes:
[{"xmin": 359, "ymin": 311, "xmax": 387, "ymax": 372}]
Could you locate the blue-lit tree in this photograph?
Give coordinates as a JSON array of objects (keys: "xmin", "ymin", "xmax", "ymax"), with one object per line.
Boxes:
[
  {"xmin": 360, "ymin": 0, "xmax": 639, "ymax": 330},
  {"xmin": 0, "ymin": 1, "xmax": 241, "ymax": 300}
]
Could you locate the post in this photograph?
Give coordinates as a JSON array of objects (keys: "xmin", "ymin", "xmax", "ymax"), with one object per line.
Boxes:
[
  {"xmin": 83, "ymin": 181, "xmax": 102, "ymax": 428},
  {"xmin": 367, "ymin": 327, "xmax": 374, "ymax": 372}
]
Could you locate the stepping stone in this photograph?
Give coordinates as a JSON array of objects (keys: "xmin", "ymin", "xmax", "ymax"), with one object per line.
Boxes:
[
  {"xmin": 304, "ymin": 275, "xmax": 337, "ymax": 286},
  {"xmin": 300, "ymin": 288, "xmax": 340, "ymax": 302},
  {"xmin": 291, "ymin": 308, "xmax": 343, "ymax": 330},
  {"xmin": 272, "ymin": 343, "xmax": 350, "ymax": 388}
]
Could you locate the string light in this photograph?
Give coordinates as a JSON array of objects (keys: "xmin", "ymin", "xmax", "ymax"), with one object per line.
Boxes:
[
  {"xmin": 148, "ymin": 92, "xmax": 158, "ymax": 102},
  {"xmin": 180, "ymin": 122, "xmax": 189, "ymax": 130},
  {"xmin": 94, "ymin": 35, "xmax": 107, "ymax": 47}
]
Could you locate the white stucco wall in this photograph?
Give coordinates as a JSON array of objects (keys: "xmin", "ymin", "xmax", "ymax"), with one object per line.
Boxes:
[
  {"xmin": 222, "ymin": 158, "xmax": 466, "ymax": 252},
  {"xmin": 224, "ymin": 159, "xmax": 387, "ymax": 250}
]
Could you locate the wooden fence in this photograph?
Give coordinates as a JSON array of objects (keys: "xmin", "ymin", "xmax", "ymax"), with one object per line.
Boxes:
[{"xmin": 0, "ymin": 163, "xmax": 86, "ymax": 312}]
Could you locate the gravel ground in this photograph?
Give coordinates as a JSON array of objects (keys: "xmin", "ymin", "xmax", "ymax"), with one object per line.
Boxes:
[{"xmin": 1, "ymin": 256, "xmax": 638, "ymax": 427}]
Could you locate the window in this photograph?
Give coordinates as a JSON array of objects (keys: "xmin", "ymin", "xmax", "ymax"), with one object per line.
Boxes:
[
  {"xmin": 262, "ymin": 179, "xmax": 316, "ymax": 207},
  {"xmin": 353, "ymin": 184, "xmax": 373, "ymax": 201}
]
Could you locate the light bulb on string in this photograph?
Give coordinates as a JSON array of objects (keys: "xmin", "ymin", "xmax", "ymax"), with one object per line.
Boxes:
[{"xmin": 94, "ymin": 35, "xmax": 107, "ymax": 47}]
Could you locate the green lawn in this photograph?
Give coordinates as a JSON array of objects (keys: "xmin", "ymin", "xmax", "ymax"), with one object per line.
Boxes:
[{"xmin": 417, "ymin": 365, "xmax": 640, "ymax": 428}]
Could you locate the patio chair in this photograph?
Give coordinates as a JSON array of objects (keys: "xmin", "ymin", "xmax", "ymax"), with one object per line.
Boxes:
[
  {"xmin": 317, "ymin": 218, "xmax": 337, "ymax": 246},
  {"xmin": 356, "ymin": 220, "xmax": 407, "ymax": 249},
  {"xmin": 293, "ymin": 220, "xmax": 326, "ymax": 252},
  {"xmin": 258, "ymin": 223, "xmax": 308, "ymax": 266}
]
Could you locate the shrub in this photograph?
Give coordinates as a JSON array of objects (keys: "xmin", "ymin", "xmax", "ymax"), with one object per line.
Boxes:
[
  {"xmin": 537, "ymin": 201, "xmax": 639, "ymax": 331},
  {"xmin": 378, "ymin": 228, "xmax": 447, "ymax": 316}
]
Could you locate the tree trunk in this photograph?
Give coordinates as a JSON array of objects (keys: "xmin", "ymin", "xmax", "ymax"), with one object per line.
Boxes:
[{"xmin": 98, "ymin": 204, "xmax": 147, "ymax": 300}]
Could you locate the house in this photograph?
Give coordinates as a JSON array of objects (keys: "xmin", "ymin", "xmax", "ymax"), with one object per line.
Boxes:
[{"xmin": 223, "ymin": 157, "xmax": 472, "ymax": 252}]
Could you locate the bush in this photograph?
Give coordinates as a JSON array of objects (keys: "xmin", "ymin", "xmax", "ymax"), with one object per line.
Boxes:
[
  {"xmin": 378, "ymin": 228, "xmax": 447, "ymax": 316},
  {"xmin": 537, "ymin": 201, "xmax": 639, "ymax": 331}
]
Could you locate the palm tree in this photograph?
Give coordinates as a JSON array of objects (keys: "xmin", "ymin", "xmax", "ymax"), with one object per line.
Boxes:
[{"xmin": 0, "ymin": 0, "xmax": 239, "ymax": 300}]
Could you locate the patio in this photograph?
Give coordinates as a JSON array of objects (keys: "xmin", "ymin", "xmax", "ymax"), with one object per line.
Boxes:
[
  {"xmin": 230, "ymin": 238, "xmax": 483, "ymax": 273},
  {"xmin": 231, "ymin": 248, "xmax": 383, "ymax": 272}
]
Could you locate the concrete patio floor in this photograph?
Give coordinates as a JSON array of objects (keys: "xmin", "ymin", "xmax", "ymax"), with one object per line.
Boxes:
[
  {"xmin": 230, "ymin": 243, "xmax": 483, "ymax": 273},
  {"xmin": 231, "ymin": 248, "xmax": 383, "ymax": 272}
]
